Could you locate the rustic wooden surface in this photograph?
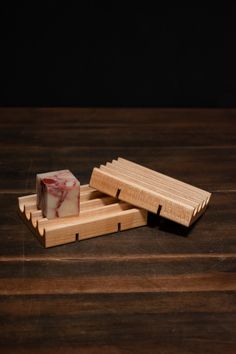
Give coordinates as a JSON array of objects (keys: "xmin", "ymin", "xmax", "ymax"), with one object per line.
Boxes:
[{"xmin": 0, "ymin": 108, "xmax": 236, "ymax": 354}]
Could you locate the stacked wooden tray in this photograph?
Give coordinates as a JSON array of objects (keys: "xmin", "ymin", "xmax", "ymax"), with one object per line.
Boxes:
[
  {"xmin": 90, "ymin": 158, "xmax": 211, "ymax": 227},
  {"xmin": 18, "ymin": 184, "xmax": 147, "ymax": 248}
]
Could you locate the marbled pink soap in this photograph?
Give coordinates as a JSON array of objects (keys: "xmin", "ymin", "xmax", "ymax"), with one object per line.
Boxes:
[{"xmin": 36, "ymin": 170, "xmax": 80, "ymax": 219}]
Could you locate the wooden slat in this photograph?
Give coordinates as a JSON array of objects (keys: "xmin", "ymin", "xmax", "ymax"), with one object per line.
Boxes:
[{"xmin": 90, "ymin": 158, "xmax": 211, "ymax": 226}]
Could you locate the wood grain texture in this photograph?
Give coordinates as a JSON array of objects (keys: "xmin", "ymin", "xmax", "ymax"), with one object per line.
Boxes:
[
  {"xmin": 0, "ymin": 108, "xmax": 236, "ymax": 353},
  {"xmin": 90, "ymin": 157, "xmax": 211, "ymax": 226},
  {"xmin": 18, "ymin": 185, "xmax": 147, "ymax": 247}
]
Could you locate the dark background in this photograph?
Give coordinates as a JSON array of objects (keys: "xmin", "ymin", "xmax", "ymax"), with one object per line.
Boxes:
[{"xmin": 1, "ymin": 3, "xmax": 235, "ymax": 107}]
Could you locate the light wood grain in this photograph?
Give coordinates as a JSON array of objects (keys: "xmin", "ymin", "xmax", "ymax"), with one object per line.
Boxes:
[
  {"xmin": 18, "ymin": 184, "xmax": 147, "ymax": 248},
  {"xmin": 90, "ymin": 157, "xmax": 211, "ymax": 226}
]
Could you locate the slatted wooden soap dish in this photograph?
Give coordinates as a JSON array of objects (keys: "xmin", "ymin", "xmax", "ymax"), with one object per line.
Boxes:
[
  {"xmin": 90, "ymin": 158, "xmax": 211, "ymax": 227},
  {"xmin": 18, "ymin": 158, "xmax": 211, "ymax": 248},
  {"xmin": 18, "ymin": 184, "xmax": 147, "ymax": 248}
]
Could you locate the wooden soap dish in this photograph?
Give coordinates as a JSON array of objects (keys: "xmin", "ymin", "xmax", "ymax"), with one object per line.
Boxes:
[
  {"xmin": 90, "ymin": 158, "xmax": 211, "ymax": 227},
  {"xmin": 18, "ymin": 184, "xmax": 147, "ymax": 248}
]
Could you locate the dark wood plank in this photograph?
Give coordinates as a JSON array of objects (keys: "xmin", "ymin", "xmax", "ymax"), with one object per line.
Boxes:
[
  {"xmin": 0, "ymin": 108, "xmax": 236, "ymax": 148},
  {"xmin": 1, "ymin": 265, "xmax": 236, "ymax": 294},
  {"xmin": 0, "ymin": 293, "xmax": 236, "ymax": 353},
  {"xmin": 0, "ymin": 146, "xmax": 236, "ymax": 192}
]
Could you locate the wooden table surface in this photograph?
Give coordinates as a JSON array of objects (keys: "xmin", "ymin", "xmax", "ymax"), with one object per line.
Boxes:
[{"xmin": 0, "ymin": 108, "xmax": 236, "ymax": 354}]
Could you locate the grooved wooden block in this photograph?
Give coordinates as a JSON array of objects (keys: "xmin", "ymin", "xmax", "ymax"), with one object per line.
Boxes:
[
  {"xmin": 89, "ymin": 157, "xmax": 211, "ymax": 227},
  {"xmin": 18, "ymin": 184, "xmax": 147, "ymax": 248}
]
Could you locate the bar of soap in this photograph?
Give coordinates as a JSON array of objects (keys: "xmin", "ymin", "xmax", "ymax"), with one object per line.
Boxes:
[{"xmin": 36, "ymin": 170, "xmax": 80, "ymax": 219}]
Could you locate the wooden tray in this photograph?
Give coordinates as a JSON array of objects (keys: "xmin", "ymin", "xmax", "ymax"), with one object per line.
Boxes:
[
  {"xmin": 18, "ymin": 185, "xmax": 147, "ymax": 248},
  {"xmin": 89, "ymin": 158, "xmax": 211, "ymax": 227}
]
